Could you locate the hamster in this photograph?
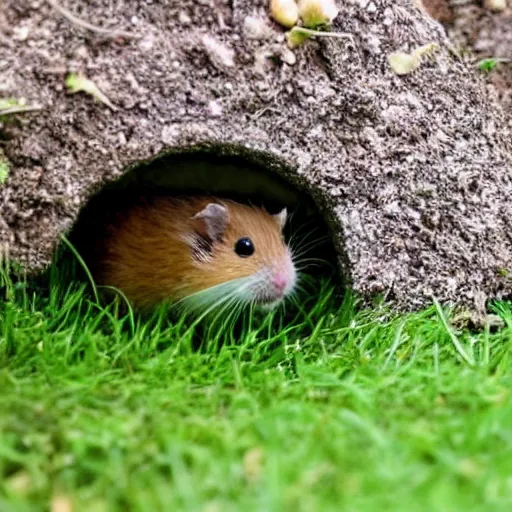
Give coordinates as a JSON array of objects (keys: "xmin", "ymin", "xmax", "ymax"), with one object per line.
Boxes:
[{"xmin": 81, "ymin": 196, "xmax": 297, "ymax": 312}]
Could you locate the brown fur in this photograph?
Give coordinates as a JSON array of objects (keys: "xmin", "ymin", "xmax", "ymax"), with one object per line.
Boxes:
[{"xmin": 78, "ymin": 196, "xmax": 291, "ymax": 309}]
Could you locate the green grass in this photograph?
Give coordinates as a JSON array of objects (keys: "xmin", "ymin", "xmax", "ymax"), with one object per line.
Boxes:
[{"xmin": 1, "ymin": 261, "xmax": 512, "ymax": 512}]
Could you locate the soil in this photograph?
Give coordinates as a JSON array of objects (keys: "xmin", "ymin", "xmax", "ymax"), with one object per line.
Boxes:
[{"xmin": 422, "ymin": 0, "xmax": 512, "ymax": 116}]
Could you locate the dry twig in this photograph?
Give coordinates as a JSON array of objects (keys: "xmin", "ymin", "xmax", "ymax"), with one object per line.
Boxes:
[
  {"xmin": 46, "ymin": 0, "xmax": 141, "ymax": 40},
  {"xmin": 0, "ymin": 106, "xmax": 44, "ymax": 116}
]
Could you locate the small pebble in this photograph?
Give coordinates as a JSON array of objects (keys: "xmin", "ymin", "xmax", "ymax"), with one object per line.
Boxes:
[
  {"xmin": 208, "ymin": 100, "xmax": 223, "ymax": 117},
  {"xmin": 243, "ymin": 16, "xmax": 273, "ymax": 40},
  {"xmin": 484, "ymin": 0, "xmax": 507, "ymax": 12},
  {"xmin": 179, "ymin": 11, "xmax": 192, "ymax": 25}
]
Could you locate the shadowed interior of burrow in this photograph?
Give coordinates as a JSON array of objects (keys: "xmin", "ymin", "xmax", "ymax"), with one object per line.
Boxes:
[{"xmin": 62, "ymin": 148, "xmax": 341, "ymax": 310}]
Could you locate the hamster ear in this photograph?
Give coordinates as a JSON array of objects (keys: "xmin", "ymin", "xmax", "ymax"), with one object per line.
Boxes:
[
  {"xmin": 192, "ymin": 203, "xmax": 229, "ymax": 243},
  {"xmin": 273, "ymin": 208, "xmax": 287, "ymax": 231}
]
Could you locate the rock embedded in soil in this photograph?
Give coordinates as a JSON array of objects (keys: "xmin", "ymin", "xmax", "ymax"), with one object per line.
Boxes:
[{"xmin": 1, "ymin": 0, "xmax": 512, "ymax": 313}]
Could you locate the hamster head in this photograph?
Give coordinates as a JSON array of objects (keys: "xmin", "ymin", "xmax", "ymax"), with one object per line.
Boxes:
[{"xmin": 182, "ymin": 199, "xmax": 297, "ymax": 310}]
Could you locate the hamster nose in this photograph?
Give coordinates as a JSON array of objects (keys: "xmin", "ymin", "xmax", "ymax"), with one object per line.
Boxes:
[{"xmin": 272, "ymin": 273, "xmax": 288, "ymax": 293}]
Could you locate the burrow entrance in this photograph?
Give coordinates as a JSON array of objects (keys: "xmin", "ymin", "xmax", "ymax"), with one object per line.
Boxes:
[{"xmin": 66, "ymin": 149, "xmax": 341, "ymax": 312}]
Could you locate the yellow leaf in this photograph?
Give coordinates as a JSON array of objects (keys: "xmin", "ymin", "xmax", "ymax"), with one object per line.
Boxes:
[{"xmin": 388, "ymin": 52, "xmax": 421, "ymax": 75}]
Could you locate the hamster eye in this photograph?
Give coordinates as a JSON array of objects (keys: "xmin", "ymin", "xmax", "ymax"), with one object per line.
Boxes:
[{"xmin": 234, "ymin": 237, "xmax": 255, "ymax": 258}]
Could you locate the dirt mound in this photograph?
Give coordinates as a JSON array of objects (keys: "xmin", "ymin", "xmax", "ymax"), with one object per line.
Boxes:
[{"xmin": 1, "ymin": 0, "xmax": 511, "ymax": 312}]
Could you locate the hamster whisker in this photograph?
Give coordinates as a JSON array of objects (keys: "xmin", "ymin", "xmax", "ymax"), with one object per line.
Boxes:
[
  {"xmin": 176, "ymin": 277, "xmax": 251, "ymax": 313},
  {"xmin": 287, "ymin": 293, "xmax": 305, "ymax": 311},
  {"xmin": 289, "ymin": 278, "xmax": 309, "ymax": 297},
  {"xmin": 290, "ymin": 271, "xmax": 325, "ymax": 301},
  {"xmin": 179, "ymin": 276, "xmax": 261, "ymax": 329},
  {"xmin": 290, "ymin": 235, "xmax": 331, "ymax": 260},
  {"xmin": 293, "ymin": 257, "xmax": 332, "ymax": 273},
  {"xmin": 206, "ymin": 293, "xmax": 243, "ymax": 335},
  {"xmin": 289, "ymin": 241, "xmax": 330, "ymax": 264},
  {"xmin": 287, "ymin": 215, "xmax": 323, "ymax": 240},
  {"xmin": 287, "ymin": 223, "xmax": 309, "ymax": 245},
  {"xmin": 295, "ymin": 258, "xmax": 333, "ymax": 271},
  {"xmin": 228, "ymin": 298, "xmax": 248, "ymax": 330},
  {"xmin": 186, "ymin": 289, "xmax": 248, "ymax": 331},
  {"xmin": 289, "ymin": 231, "xmax": 330, "ymax": 249},
  {"xmin": 288, "ymin": 218, "xmax": 328, "ymax": 239},
  {"xmin": 286, "ymin": 293, "xmax": 317, "ymax": 329},
  {"xmin": 192, "ymin": 290, "xmax": 243, "ymax": 320}
]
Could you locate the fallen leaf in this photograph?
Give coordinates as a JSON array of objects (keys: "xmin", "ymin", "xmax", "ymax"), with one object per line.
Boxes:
[
  {"xmin": 388, "ymin": 43, "xmax": 440, "ymax": 75},
  {"xmin": 65, "ymin": 73, "xmax": 117, "ymax": 111},
  {"xmin": 388, "ymin": 52, "xmax": 421, "ymax": 75}
]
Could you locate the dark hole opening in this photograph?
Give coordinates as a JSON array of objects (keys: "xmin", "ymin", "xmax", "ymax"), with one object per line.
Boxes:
[{"xmin": 52, "ymin": 150, "xmax": 343, "ymax": 344}]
